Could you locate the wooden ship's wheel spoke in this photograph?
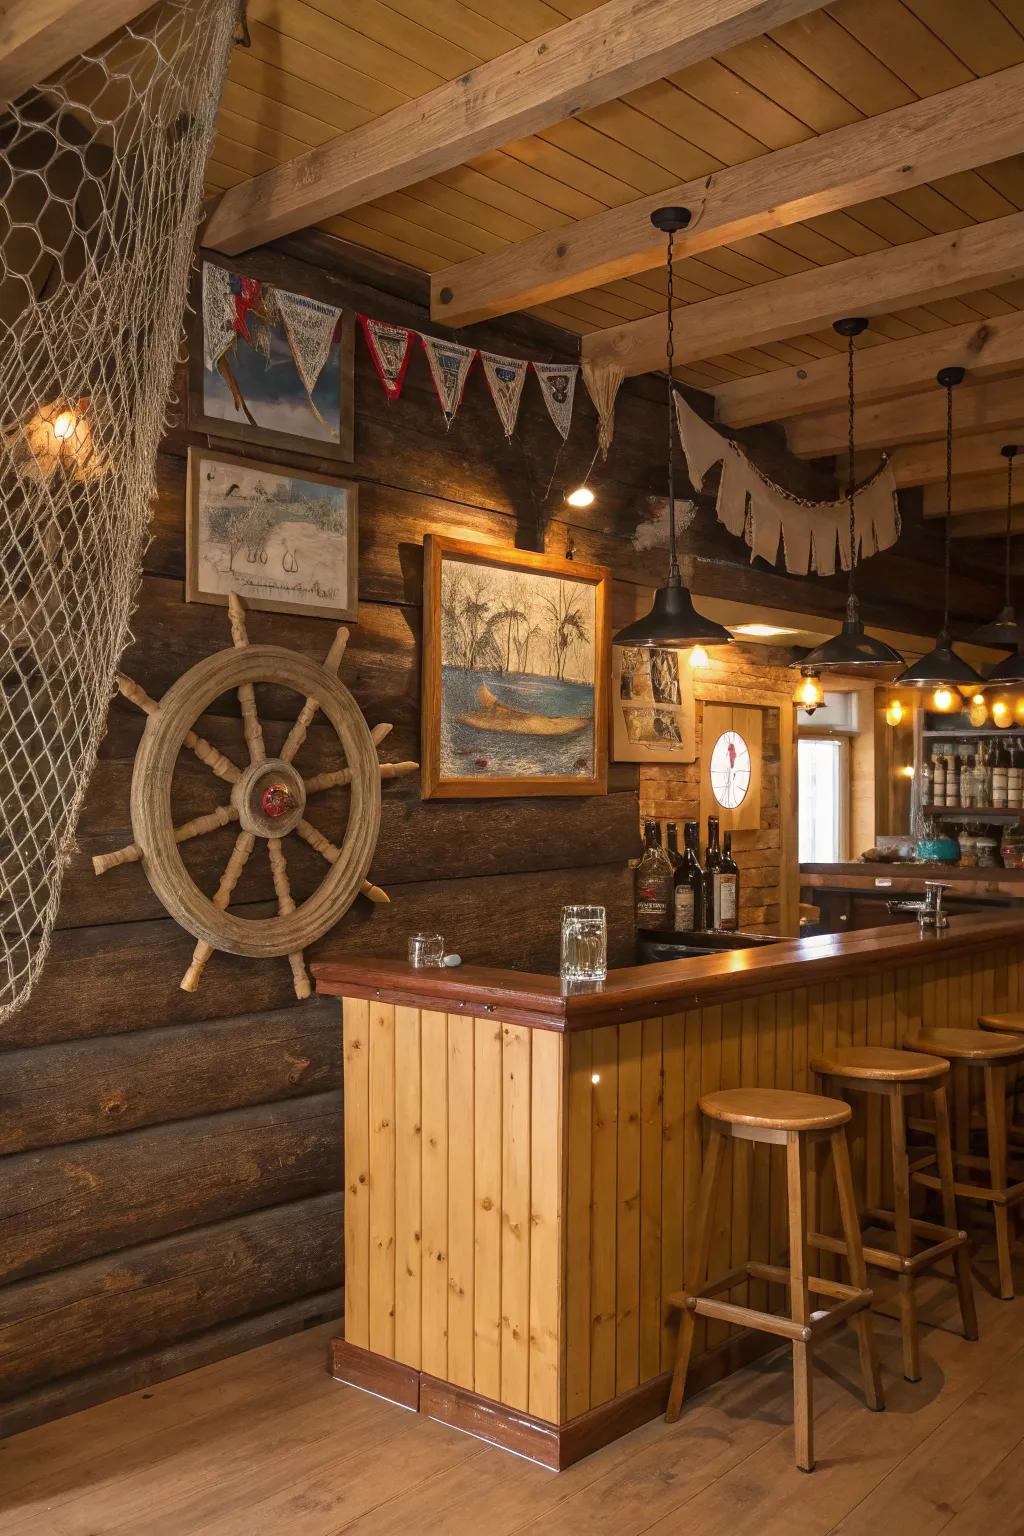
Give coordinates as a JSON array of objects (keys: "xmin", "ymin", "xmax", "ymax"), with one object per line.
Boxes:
[
  {"xmin": 181, "ymin": 828, "xmax": 257, "ymax": 992},
  {"xmin": 267, "ymin": 837, "xmax": 311, "ymax": 999},
  {"xmin": 280, "ymin": 625, "xmax": 349, "ymax": 764},
  {"xmin": 227, "ymin": 593, "xmax": 267, "ymax": 766}
]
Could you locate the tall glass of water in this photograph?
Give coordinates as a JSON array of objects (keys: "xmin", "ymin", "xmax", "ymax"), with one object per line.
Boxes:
[{"xmin": 560, "ymin": 905, "xmax": 607, "ymax": 984}]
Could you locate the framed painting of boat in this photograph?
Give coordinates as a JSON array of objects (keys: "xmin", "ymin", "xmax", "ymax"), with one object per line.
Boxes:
[{"xmin": 421, "ymin": 536, "xmax": 610, "ymax": 799}]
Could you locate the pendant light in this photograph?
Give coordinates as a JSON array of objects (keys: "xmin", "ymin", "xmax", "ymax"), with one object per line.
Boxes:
[
  {"xmin": 972, "ymin": 444, "xmax": 1024, "ymax": 658},
  {"xmin": 896, "ymin": 368, "xmax": 981, "ymax": 695},
  {"xmin": 791, "ymin": 319, "xmax": 904, "ymax": 672},
  {"xmin": 612, "ymin": 208, "xmax": 732, "ymax": 650}
]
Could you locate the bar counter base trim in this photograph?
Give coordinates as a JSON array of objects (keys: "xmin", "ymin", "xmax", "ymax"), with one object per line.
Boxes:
[{"xmin": 327, "ymin": 1329, "xmax": 780, "ymax": 1470}]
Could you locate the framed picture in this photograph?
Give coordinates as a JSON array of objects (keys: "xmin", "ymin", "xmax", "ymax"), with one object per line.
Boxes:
[
  {"xmin": 699, "ymin": 703, "xmax": 763, "ymax": 833},
  {"xmin": 189, "ymin": 255, "xmax": 355, "ymax": 462},
  {"xmin": 186, "ymin": 447, "xmax": 358, "ymax": 621},
  {"xmin": 422, "ymin": 536, "xmax": 610, "ymax": 799},
  {"xmin": 612, "ymin": 646, "xmax": 697, "ymax": 762}
]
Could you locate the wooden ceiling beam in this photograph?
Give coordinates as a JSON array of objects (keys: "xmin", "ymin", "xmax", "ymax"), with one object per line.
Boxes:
[
  {"xmin": 950, "ymin": 509, "xmax": 1024, "ymax": 539},
  {"xmin": 923, "ymin": 472, "xmax": 1024, "ymax": 519},
  {"xmin": 432, "ymin": 64, "xmax": 1024, "ymax": 327},
  {"xmin": 787, "ymin": 375, "xmax": 1024, "ymax": 459},
  {"xmin": 202, "ymin": 0, "xmax": 828, "ymax": 256},
  {"xmin": 893, "ymin": 429, "xmax": 1024, "ymax": 488},
  {"xmin": 0, "ymin": 0, "xmax": 153, "ymax": 108}
]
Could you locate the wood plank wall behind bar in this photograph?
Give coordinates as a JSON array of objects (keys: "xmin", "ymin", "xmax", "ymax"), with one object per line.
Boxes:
[{"xmin": 0, "ymin": 231, "xmax": 1000, "ymax": 1436}]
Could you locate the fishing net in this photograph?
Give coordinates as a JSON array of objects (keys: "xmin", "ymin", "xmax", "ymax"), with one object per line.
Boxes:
[{"xmin": 0, "ymin": 0, "xmax": 237, "ymax": 1022}]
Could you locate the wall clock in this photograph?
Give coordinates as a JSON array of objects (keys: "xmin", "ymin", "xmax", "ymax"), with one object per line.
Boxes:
[
  {"xmin": 710, "ymin": 729, "xmax": 752, "ymax": 809},
  {"xmin": 700, "ymin": 703, "xmax": 763, "ymax": 833}
]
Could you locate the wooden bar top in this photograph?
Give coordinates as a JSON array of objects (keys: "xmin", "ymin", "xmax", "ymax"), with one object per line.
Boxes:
[
  {"xmin": 801, "ymin": 863, "xmax": 1024, "ymax": 902},
  {"xmin": 313, "ymin": 911, "xmax": 1024, "ymax": 1032}
]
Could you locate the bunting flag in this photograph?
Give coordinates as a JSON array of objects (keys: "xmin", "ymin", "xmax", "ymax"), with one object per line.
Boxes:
[
  {"xmin": 481, "ymin": 351, "xmax": 529, "ymax": 439},
  {"xmin": 533, "ymin": 360, "xmax": 578, "ymax": 440},
  {"xmin": 674, "ymin": 393, "xmax": 900, "ymax": 576},
  {"xmin": 420, "ymin": 333, "xmax": 476, "ymax": 426},
  {"xmin": 202, "ymin": 261, "xmax": 235, "ymax": 372},
  {"xmin": 275, "ymin": 287, "xmax": 342, "ymax": 401},
  {"xmin": 359, "ymin": 314, "xmax": 414, "ymax": 401},
  {"xmin": 582, "ymin": 359, "xmax": 624, "ymax": 461}
]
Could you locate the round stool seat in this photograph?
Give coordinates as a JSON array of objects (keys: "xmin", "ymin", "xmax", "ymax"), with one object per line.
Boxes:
[
  {"xmin": 906, "ymin": 1027, "xmax": 1024, "ymax": 1062},
  {"xmin": 700, "ymin": 1087, "xmax": 851, "ymax": 1132},
  {"xmin": 979, "ymin": 1012, "xmax": 1024, "ymax": 1035},
  {"xmin": 812, "ymin": 1045, "xmax": 948, "ymax": 1083}
]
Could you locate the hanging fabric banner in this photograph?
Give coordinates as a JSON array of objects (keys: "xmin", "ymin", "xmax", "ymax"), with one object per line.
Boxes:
[
  {"xmin": 274, "ymin": 287, "xmax": 342, "ymax": 402},
  {"xmin": 481, "ymin": 351, "xmax": 529, "ymax": 439},
  {"xmin": 202, "ymin": 261, "xmax": 235, "ymax": 372},
  {"xmin": 674, "ymin": 393, "xmax": 900, "ymax": 576},
  {"xmin": 359, "ymin": 314, "xmax": 414, "ymax": 401},
  {"xmin": 420, "ymin": 333, "xmax": 476, "ymax": 427},
  {"xmin": 582, "ymin": 360, "xmax": 624, "ymax": 461},
  {"xmin": 533, "ymin": 360, "xmax": 578, "ymax": 440}
]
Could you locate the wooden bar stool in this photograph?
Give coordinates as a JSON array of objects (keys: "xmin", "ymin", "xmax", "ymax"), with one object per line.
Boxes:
[
  {"xmin": 907, "ymin": 1029, "xmax": 1024, "ymax": 1302},
  {"xmin": 978, "ymin": 1012, "xmax": 1024, "ymax": 1138},
  {"xmin": 811, "ymin": 1046, "xmax": 978, "ymax": 1383},
  {"xmin": 665, "ymin": 1088, "xmax": 884, "ymax": 1473}
]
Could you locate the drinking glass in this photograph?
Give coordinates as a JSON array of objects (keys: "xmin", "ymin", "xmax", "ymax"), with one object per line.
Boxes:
[
  {"xmin": 560, "ymin": 905, "xmax": 607, "ymax": 983},
  {"xmin": 408, "ymin": 932, "xmax": 444, "ymax": 968}
]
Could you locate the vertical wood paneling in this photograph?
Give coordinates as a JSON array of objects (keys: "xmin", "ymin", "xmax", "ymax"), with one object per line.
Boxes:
[
  {"xmin": 732, "ymin": 1000, "xmax": 756, "ymax": 1319},
  {"xmin": 638, "ymin": 1017, "xmax": 663, "ymax": 1385},
  {"xmin": 420, "ymin": 1008, "xmax": 448, "ymax": 1380},
  {"xmin": 343, "ymin": 996, "xmax": 370, "ymax": 1350},
  {"xmin": 660, "ymin": 1012, "xmax": 684, "ymax": 1372},
  {"xmin": 500, "ymin": 1023, "xmax": 532, "ymax": 1412},
  {"xmin": 701, "ymin": 1004, "xmax": 727, "ymax": 1350},
  {"xmin": 615, "ymin": 1019, "xmax": 642, "ymax": 1393},
  {"xmin": 369, "ymin": 1002, "xmax": 396, "ymax": 1357},
  {"xmin": 393, "ymin": 1005, "xmax": 422, "ymax": 1370},
  {"xmin": 753, "ymin": 994, "xmax": 775, "ymax": 1316},
  {"xmin": 564, "ymin": 1028, "xmax": 592, "ymax": 1419},
  {"xmin": 446, "ymin": 1013, "xmax": 475, "ymax": 1389},
  {"xmin": 681, "ymin": 1007, "xmax": 704, "ymax": 1360},
  {"xmin": 529, "ymin": 1028, "xmax": 563, "ymax": 1423},
  {"xmin": 589, "ymin": 1024, "xmax": 618, "ymax": 1407},
  {"xmin": 473, "ymin": 1017, "xmax": 503, "ymax": 1402}
]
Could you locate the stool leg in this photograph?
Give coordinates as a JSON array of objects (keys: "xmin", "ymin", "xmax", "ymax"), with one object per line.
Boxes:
[
  {"xmin": 983, "ymin": 1065, "xmax": 1015, "ymax": 1302},
  {"xmin": 933, "ymin": 1082, "xmax": 979, "ymax": 1341},
  {"xmin": 786, "ymin": 1130, "xmax": 814, "ymax": 1472},
  {"xmin": 666, "ymin": 1127, "xmax": 726, "ymax": 1423},
  {"xmin": 888, "ymin": 1088, "xmax": 920, "ymax": 1382},
  {"xmin": 831, "ymin": 1127, "xmax": 884, "ymax": 1414}
]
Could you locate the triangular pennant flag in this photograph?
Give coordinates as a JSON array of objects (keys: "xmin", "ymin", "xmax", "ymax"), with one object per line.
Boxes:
[
  {"xmin": 202, "ymin": 262, "xmax": 235, "ymax": 372},
  {"xmin": 359, "ymin": 314, "xmax": 414, "ymax": 401},
  {"xmin": 274, "ymin": 287, "xmax": 342, "ymax": 401},
  {"xmin": 532, "ymin": 360, "xmax": 578, "ymax": 440},
  {"xmin": 420, "ymin": 333, "xmax": 476, "ymax": 427},
  {"xmin": 481, "ymin": 351, "xmax": 529, "ymax": 439},
  {"xmin": 582, "ymin": 360, "xmax": 624, "ymax": 461}
]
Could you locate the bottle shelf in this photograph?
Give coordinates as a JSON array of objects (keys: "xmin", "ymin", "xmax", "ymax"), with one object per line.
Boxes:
[
  {"xmin": 922, "ymin": 805, "xmax": 1023, "ymax": 822},
  {"xmin": 922, "ymin": 728, "xmax": 1022, "ymax": 739}
]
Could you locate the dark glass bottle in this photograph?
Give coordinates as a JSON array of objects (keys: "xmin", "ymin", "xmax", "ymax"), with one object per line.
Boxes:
[
  {"xmin": 674, "ymin": 820, "xmax": 705, "ymax": 932},
  {"xmin": 703, "ymin": 815, "xmax": 722, "ymax": 930},
  {"xmin": 665, "ymin": 822, "xmax": 684, "ymax": 875},
  {"xmin": 719, "ymin": 832, "xmax": 740, "ymax": 932},
  {"xmin": 635, "ymin": 818, "xmax": 673, "ymax": 930}
]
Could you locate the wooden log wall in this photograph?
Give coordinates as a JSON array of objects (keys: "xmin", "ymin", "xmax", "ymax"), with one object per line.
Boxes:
[{"xmin": 0, "ymin": 228, "xmax": 1004, "ymax": 1437}]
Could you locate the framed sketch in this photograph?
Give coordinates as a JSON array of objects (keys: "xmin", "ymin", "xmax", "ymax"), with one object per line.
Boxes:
[
  {"xmin": 699, "ymin": 703, "xmax": 763, "ymax": 833},
  {"xmin": 189, "ymin": 255, "xmax": 355, "ymax": 462},
  {"xmin": 612, "ymin": 645, "xmax": 697, "ymax": 762},
  {"xmin": 186, "ymin": 447, "xmax": 358, "ymax": 621},
  {"xmin": 422, "ymin": 536, "xmax": 609, "ymax": 799}
]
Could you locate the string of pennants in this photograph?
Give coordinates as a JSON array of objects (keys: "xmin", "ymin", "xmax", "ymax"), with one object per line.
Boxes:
[{"xmin": 359, "ymin": 314, "xmax": 580, "ymax": 442}]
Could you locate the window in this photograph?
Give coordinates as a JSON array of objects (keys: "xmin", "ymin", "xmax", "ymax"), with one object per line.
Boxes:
[{"xmin": 799, "ymin": 736, "xmax": 848, "ymax": 863}]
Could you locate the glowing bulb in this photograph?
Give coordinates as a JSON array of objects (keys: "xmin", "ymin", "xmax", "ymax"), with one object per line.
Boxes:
[
  {"xmin": 885, "ymin": 698, "xmax": 904, "ymax": 727},
  {"xmin": 591, "ymin": 1072, "xmax": 601, "ymax": 1085},
  {"xmin": 931, "ymin": 686, "xmax": 957, "ymax": 714},
  {"xmin": 967, "ymin": 693, "xmax": 989, "ymax": 728},
  {"xmin": 1015, "ymin": 696, "xmax": 1024, "ymax": 726},
  {"xmin": 566, "ymin": 485, "xmax": 594, "ymax": 508},
  {"xmin": 899, "ymin": 765, "xmax": 915, "ymax": 779},
  {"xmin": 993, "ymin": 697, "xmax": 1012, "ymax": 728},
  {"xmin": 52, "ymin": 410, "xmax": 76, "ymax": 441},
  {"xmin": 688, "ymin": 645, "xmax": 709, "ymax": 669},
  {"xmin": 794, "ymin": 672, "xmax": 824, "ymax": 713}
]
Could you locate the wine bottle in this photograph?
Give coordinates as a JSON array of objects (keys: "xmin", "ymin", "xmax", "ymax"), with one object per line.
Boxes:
[
  {"xmin": 1010, "ymin": 738, "xmax": 1024, "ymax": 810},
  {"xmin": 973, "ymin": 747, "xmax": 989, "ymax": 811},
  {"xmin": 719, "ymin": 832, "xmax": 740, "ymax": 932},
  {"xmin": 674, "ymin": 820, "xmax": 705, "ymax": 932},
  {"xmin": 932, "ymin": 745, "xmax": 945, "ymax": 808},
  {"xmin": 704, "ymin": 815, "xmax": 723, "ymax": 930},
  {"xmin": 994, "ymin": 738, "xmax": 1010, "ymax": 810},
  {"xmin": 665, "ymin": 822, "xmax": 683, "ymax": 875},
  {"xmin": 960, "ymin": 750, "xmax": 973, "ymax": 809},
  {"xmin": 635, "ymin": 818, "xmax": 673, "ymax": 930}
]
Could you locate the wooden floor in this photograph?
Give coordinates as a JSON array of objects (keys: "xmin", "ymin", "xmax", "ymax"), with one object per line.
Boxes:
[{"xmin": 3, "ymin": 1249, "xmax": 1024, "ymax": 1536}]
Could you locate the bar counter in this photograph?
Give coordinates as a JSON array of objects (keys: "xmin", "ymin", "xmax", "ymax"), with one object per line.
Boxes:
[{"xmin": 314, "ymin": 913, "xmax": 1024, "ymax": 1469}]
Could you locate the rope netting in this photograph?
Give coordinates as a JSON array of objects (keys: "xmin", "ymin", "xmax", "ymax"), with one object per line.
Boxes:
[{"xmin": 0, "ymin": 0, "xmax": 236, "ymax": 1021}]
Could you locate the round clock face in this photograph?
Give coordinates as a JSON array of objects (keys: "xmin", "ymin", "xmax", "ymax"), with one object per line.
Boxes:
[{"xmin": 710, "ymin": 730, "xmax": 751, "ymax": 809}]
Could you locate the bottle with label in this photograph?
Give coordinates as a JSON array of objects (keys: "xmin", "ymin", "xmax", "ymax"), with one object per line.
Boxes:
[
  {"xmin": 960, "ymin": 750, "xmax": 974, "ymax": 809},
  {"xmin": 946, "ymin": 745, "xmax": 960, "ymax": 807},
  {"xmin": 994, "ymin": 738, "xmax": 1010, "ymax": 810},
  {"xmin": 634, "ymin": 818, "xmax": 673, "ymax": 930},
  {"xmin": 674, "ymin": 820, "xmax": 705, "ymax": 932},
  {"xmin": 932, "ymin": 745, "xmax": 945, "ymax": 808},
  {"xmin": 703, "ymin": 815, "xmax": 723, "ymax": 930},
  {"xmin": 973, "ymin": 746, "xmax": 990, "ymax": 811},
  {"xmin": 1010, "ymin": 738, "xmax": 1024, "ymax": 810},
  {"xmin": 665, "ymin": 822, "xmax": 684, "ymax": 876},
  {"xmin": 719, "ymin": 832, "xmax": 740, "ymax": 932}
]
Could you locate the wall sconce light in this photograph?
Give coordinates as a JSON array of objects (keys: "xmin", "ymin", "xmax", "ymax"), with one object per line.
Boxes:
[
  {"xmin": 885, "ymin": 697, "xmax": 904, "ymax": 727},
  {"xmin": 688, "ymin": 645, "xmax": 710, "ymax": 669},
  {"xmin": 794, "ymin": 670, "xmax": 824, "ymax": 714}
]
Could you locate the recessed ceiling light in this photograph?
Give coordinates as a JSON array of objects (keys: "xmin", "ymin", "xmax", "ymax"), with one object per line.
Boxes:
[{"xmin": 731, "ymin": 623, "xmax": 798, "ymax": 638}]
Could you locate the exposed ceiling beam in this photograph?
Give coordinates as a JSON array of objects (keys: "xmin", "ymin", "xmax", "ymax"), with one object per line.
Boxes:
[
  {"xmin": 923, "ymin": 472, "xmax": 1024, "ymax": 519},
  {"xmin": 0, "ymin": 0, "xmax": 153, "ymax": 108},
  {"xmin": 950, "ymin": 509, "xmax": 1024, "ymax": 539},
  {"xmin": 432, "ymin": 64, "xmax": 1024, "ymax": 327},
  {"xmin": 713, "ymin": 312, "xmax": 1024, "ymax": 428},
  {"xmin": 582, "ymin": 211, "xmax": 1024, "ymax": 377},
  {"xmin": 787, "ymin": 375, "xmax": 1024, "ymax": 459},
  {"xmin": 891, "ymin": 429, "xmax": 1022, "ymax": 488},
  {"xmin": 203, "ymin": 0, "xmax": 827, "ymax": 256}
]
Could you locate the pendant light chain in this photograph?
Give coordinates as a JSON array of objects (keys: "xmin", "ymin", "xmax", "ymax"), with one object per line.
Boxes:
[
  {"xmin": 666, "ymin": 226, "xmax": 679, "ymax": 584},
  {"xmin": 944, "ymin": 375, "xmax": 953, "ymax": 631},
  {"xmin": 1006, "ymin": 449, "xmax": 1014, "ymax": 611},
  {"xmin": 846, "ymin": 327, "xmax": 856, "ymax": 597}
]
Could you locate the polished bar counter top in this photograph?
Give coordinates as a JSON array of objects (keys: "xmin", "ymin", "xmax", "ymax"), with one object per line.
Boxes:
[{"xmin": 313, "ymin": 910, "xmax": 1024, "ymax": 1031}]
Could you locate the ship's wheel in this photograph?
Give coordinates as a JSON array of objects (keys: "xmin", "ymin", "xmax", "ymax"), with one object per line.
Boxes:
[{"xmin": 93, "ymin": 593, "xmax": 416, "ymax": 997}]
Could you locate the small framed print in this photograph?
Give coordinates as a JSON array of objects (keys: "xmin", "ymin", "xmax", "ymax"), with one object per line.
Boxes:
[
  {"xmin": 186, "ymin": 447, "xmax": 358, "ymax": 621},
  {"xmin": 612, "ymin": 646, "xmax": 697, "ymax": 762},
  {"xmin": 699, "ymin": 703, "xmax": 763, "ymax": 832}
]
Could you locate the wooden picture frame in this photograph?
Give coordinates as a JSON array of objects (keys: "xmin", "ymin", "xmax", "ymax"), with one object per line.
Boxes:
[
  {"xmin": 421, "ymin": 536, "xmax": 610, "ymax": 799},
  {"xmin": 186, "ymin": 447, "xmax": 359, "ymax": 621},
  {"xmin": 700, "ymin": 703, "xmax": 763, "ymax": 833},
  {"xmin": 189, "ymin": 253, "xmax": 355, "ymax": 463},
  {"xmin": 612, "ymin": 645, "xmax": 697, "ymax": 762}
]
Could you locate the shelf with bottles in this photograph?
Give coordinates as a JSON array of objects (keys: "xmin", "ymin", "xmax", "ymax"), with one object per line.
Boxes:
[{"xmin": 922, "ymin": 806, "xmax": 1024, "ymax": 823}]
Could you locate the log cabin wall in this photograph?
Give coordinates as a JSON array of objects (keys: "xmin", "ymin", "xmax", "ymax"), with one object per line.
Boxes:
[{"xmin": 0, "ymin": 231, "xmax": 1003, "ymax": 1437}]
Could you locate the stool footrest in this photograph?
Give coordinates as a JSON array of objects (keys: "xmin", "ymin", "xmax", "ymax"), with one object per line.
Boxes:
[
  {"xmin": 670, "ymin": 1264, "xmax": 872, "ymax": 1346},
  {"xmin": 913, "ymin": 1164, "xmax": 1024, "ymax": 1208},
  {"xmin": 809, "ymin": 1210, "xmax": 968, "ymax": 1273}
]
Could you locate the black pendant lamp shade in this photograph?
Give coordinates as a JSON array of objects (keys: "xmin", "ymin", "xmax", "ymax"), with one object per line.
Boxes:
[
  {"xmin": 986, "ymin": 645, "xmax": 1024, "ymax": 687},
  {"xmin": 969, "ymin": 445, "xmax": 1024, "ymax": 649},
  {"xmin": 897, "ymin": 368, "xmax": 982, "ymax": 691},
  {"xmin": 794, "ymin": 318, "xmax": 904, "ymax": 672},
  {"xmin": 612, "ymin": 208, "xmax": 732, "ymax": 650}
]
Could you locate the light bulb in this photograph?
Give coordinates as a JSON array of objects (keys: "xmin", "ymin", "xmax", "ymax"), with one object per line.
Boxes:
[
  {"xmin": 1015, "ymin": 696, "xmax": 1024, "ymax": 726},
  {"xmin": 566, "ymin": 485, "xmax": 594, "ymax": 508},
  {"xmin": 52, "ymin": 410, "xmax": 76, "ymax": 441},
  {"xmin": 794, "ymin": 673, "xmax": 824, "ymax": 712},
  {"xmin": 993, "ymin": 697, "xmax": 1012, "ymax": 728},
  {"xmin": 885, "ymin": 698, "xmax": 904, "ymax": 727},
  {"xmin": 899, "ymin": 765, "xmax": 915, "ymax": 779},
  {"xmin": 967, "ymin": 693, "xmax": 988, "ymax": 728},
  {"xmin": 591, "ymin": 1072, "xmax": 601, "ymax": 1085},
  {"xmin": 688, "ymin": 645, "xmax": 709, "ymax": 669},
  {"xmin": 931, "ymin": 686, "xmax": 957, "ymax": 713}
]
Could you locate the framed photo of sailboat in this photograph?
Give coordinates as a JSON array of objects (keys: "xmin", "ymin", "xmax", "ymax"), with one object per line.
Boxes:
[{"xmin": 421, "ymin": 537, "xmax": 610, "ymax": 799}]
